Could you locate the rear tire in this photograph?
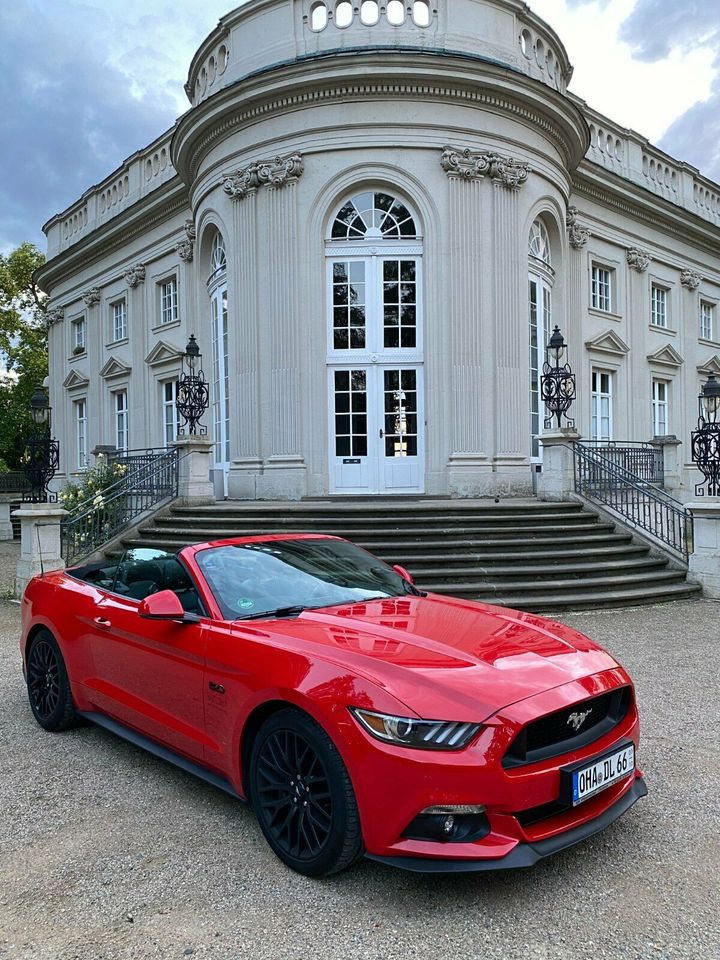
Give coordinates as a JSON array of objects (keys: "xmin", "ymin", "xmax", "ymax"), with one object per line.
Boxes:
[
  {"xmin": 26, "ymin": 630, "xmax": 78, "ymax": 732},
  {"xmin": 249, "ymin": 708, "xmax": 364, "ymax": 877}
]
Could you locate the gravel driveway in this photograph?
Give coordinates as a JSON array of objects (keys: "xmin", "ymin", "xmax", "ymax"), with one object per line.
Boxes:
[{"xmin": 0, "ymin": 597, "xmax": 718, "ymax": 960}]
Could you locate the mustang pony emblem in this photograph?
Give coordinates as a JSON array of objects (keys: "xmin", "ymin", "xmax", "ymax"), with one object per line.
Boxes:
[{"xmin": 567, "ymin": 708, "xmax": 593, "ymax": 732}]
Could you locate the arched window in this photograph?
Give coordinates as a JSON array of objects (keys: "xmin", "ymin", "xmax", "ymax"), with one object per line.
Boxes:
[
  {"xmin": 207, "ymin": 230, "xmax": 229, "ymax": 491},
  {"xmin": 528, "ymin": 218, "xmax": 554, "ymax": 467},
  {"xmin": 325, "ymin": 190, "xmax": 425, "ymax": 495},
  {"xmin": 528, "ymin": 219, "xmax": 551, "ymax": 268},
  {"xmin": 330, "ymin": 191, "xmax": 419, "ymax": 240},
  {"xmin": 209, "ymin": 231, "xmax": 227, "ymax": 282}
]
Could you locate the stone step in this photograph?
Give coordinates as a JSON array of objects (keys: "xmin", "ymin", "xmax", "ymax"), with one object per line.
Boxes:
[
  {"xmin": 473, "ymin": 580, "xmax": 702, "ymax": 613},
  {"xmin": 419, "ymin": 568, "xmax": 686, "ymax": 594},
  {"xmin": 403, "ymin": 556, "xmax": 669, "ymax": 581},
  {"xmin": 375, "ymin": 544, "xmax": 651, "ymax": 564},
  {"xmin": 169, "ymin": 498, "xmax": 586, "ymax": 516}
]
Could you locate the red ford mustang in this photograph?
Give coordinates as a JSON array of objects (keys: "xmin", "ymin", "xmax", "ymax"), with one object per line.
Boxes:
[{"xmin": 20, "ymin": 534, "xmax": 646, "ymax": 876}]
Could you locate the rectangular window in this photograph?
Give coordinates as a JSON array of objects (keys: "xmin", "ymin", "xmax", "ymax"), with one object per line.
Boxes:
[
  {"xmin": 75, "ymin": 399, "xmax": 87, "ymax": 470},
  {"xmin": 652, "ymin": 379, "xmax": 669, "ymax": 436},
  {"xmin": 160, "ymin": 278, "xmax": 178, "ymax": 325},
  {"xmin": 72, "ymin": 318, "xmax": 86, "ymax": 352},
  {"xmin": 163, "ymin": 380, "xmax": 179, "ymax": 446},
  {"xmin": 651, "ymin": 285, "xmax": 668, "ymax": 328},
  {"xmin": 112, "ymin": 299, "xmax": 127, "ymax": 341},
  {"xmin": 591, "ymin": 369, "xmax": 613, "ymax": 441},
  {"xmin": 115, "ymin": 390, "xmax": 128, "ymax": 452},
  {"xmin": 700, "ymin": 301, "xmax": 715, "ymax": 341},
  {"xmin": 591, "ymin": 265, "xmax": 612, "ymax": 312}
]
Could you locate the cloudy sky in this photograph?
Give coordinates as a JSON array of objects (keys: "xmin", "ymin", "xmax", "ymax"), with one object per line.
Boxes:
[{"xmin": 1, "ymin": 0, "xmax": 718, "ymax": 254}]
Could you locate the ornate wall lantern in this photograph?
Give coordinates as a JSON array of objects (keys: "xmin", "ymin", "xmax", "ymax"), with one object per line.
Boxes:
[
  {"xmin": 22, "ymin": 384, "xmax": 60, "ymax": 502},
  {"xmin": 176, "ymin": 335, "xmax": 209, "ymax": 436},
  {"xmin": 691, "ymin": 373, "xmax": 720, "ymax": 496},
  {"xmin": 540, "ymin": 326, "xmax": 576, "ymax": 429}
]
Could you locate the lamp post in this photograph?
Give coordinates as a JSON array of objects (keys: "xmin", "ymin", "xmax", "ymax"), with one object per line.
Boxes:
[
  {"xmin": 691, "ymin": 373, "xmax": 720, "ymax": 496},
  {"xmin": 176, "ymin": 335, "xmax": 209, "ymax": 436},
  {"xmin": 21, "ymin": 384, "xmax": 60, "ymax": 503},
  {"xmin": 540, "ymin": 326, "xmax": 576, "ymax": 429}
]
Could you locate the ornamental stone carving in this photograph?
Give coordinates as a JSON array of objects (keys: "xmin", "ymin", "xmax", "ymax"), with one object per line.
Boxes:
[
  {"xmin": 566, "ymin": 206, "xmax": 591, "ymax": 249},
  {"xmin": 440, "ymin": 147, "xmax": 530, "ymax": 189},
  {"xmin": 223, "ymin": 152, "xmax": 304, "ymax": 201},
  {"xmin": 45, "ymin": 307, "xmax": 65, "ymax": 327},
  {"xmin": 680, "ymin": 269, "xmax": 702, "ymax": 291},
  {"xmin": 82, "ymin": 287, "xmax": 101, "ymax": 307},
  {"xmin": 124, "ymin": 264, "xmax": 146, "ymax": 288},
  {"xmin": 175, "ymin": 220, "xmax": 196, "ymax": 262},
  {"xmin": 626, "ymin": 248, "xmax": 652, "ymax": 272}
]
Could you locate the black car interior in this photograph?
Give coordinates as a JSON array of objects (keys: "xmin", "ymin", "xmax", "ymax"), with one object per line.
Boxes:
[{"xmin": 69, "ymin": 550, "xmax": 204, "ymax": 614}]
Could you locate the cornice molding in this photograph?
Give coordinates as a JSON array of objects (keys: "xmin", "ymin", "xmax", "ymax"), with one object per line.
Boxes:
[
  {"xmin": 36, "ymin": 179, "xmax": 190, "ymax": 295},
  {"xmin": 440, "ymin": 146, "xmax": 530, "ymax": 189},
  {"xmin": 573, "ymin": 164, "xmax": 720, "ymax": 259},
  {"xmin": 173, "ymin": 55, "xmax": 588, "ymax": 183}
]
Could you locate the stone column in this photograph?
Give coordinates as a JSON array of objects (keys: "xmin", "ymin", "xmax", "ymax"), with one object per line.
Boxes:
[
  {"xmin": 650, "ymin": 436, "xmax": 682, "ymax": 495},
  {"xmin": 686, "ymin": 499, "xmax": 720, "ymax": 597},
  {"xmin": 537, "ymin": 428, "xmax": 581, "ymax": 501},
  {"xmin": 0, "ymin": 495, "xmax": 15, "ymax": 540},
  {"xmin": 13, "ymin": 503, "xmax": 68, "ymax": 598},
  {"xmin": 172, "ymin": 436, "xmax": 215, "ymax": 505}
]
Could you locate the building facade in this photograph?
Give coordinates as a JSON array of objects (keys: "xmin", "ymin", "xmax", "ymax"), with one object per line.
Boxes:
[{"xmin": 38, "ymin": 0, "xmax": 720, "ymax": 501}]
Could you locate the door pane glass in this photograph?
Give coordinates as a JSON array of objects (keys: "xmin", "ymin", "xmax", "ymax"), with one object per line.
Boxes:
[
  {"xmin": 383, "ymin": 369, "xmax": 417, "ymax": 457},
  {"xmin": 384, "ymin": 260, "xmax": 416, "ymax": 349},
  {"xmin": 334, "ymin": 370, "xmax": 368, "ymax": 457},
  {"xmin": 333, "ymin": 261, "xmax": 366, "ymax": 350}
]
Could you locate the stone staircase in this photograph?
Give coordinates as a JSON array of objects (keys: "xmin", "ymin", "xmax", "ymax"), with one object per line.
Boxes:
[{"xmin": 115, "ymin": 497, "xmax": 702, "ymax": 612}]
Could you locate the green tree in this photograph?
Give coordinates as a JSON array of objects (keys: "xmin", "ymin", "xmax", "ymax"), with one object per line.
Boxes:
[{"xmin": 0, "ymin": 243, "xmax": 49, "ymax": 468}]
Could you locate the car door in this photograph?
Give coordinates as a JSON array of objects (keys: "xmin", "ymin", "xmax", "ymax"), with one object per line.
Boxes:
[{"xmin": 86, "ymin": 551, "xmax": 208, "ymax": 761}]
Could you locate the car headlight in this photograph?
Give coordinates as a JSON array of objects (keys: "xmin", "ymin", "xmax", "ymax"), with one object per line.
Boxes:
[{"xmin": 349, "ymin": 707, "xmax": 481, "ymax": 750}]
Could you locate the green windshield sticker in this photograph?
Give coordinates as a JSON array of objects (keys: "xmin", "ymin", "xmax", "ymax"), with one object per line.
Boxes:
[{"xmin": 237, "ymin": 597, "xmax": 255, "ymax": 609}]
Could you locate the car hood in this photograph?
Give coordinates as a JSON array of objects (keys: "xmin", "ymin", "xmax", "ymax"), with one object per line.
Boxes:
[{"xmin": 258, "ymin": 593, "xmax": 620, "ymax": 721}]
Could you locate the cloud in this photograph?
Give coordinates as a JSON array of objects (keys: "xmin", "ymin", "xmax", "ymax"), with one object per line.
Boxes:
[
  {"xmin": 616, "ymin": 0, "xmax": 720, "ymax": 180},
  {"xmin": 0, "ymin": 0, "xmax": 230, "ymax": 253}
]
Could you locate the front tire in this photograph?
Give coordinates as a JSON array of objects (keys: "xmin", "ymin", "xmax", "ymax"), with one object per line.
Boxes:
[
  {"xmin": 249, "ymin": 708, "xmax": 363, "ymax": 877},
  {"xmin": 26, "ymin": 630, "xmax": 78, "ymax": 732}
]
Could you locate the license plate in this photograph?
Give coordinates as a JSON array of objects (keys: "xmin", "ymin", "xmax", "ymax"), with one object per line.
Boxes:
[{"xmin": 570, "ymin": 743, "xmax": 635, "ymax": 806}]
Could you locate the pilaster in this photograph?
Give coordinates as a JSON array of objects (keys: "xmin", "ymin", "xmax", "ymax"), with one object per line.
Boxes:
[{"xmin": 13, "ymin": 504, "xmax": 68, "ymax": 598}]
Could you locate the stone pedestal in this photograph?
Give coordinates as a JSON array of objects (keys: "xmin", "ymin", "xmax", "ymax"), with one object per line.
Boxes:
[
  {"xmin": 172, "ymin": 436, "xmax": 215, "ymax": 505},
  {"xmin": 537, "ymin": 428, "xmax": 582, "ymax": 502},
  {"xmin": 0, "ymin": 495, "xmax": 16, "ymax": 540},
  {"xmin": 650, "ymin": 435, "xmax": 682, "ymax": 494},
  {"xmin": 686, "ymin": 499, "xmax": 720, "ymax": 598},
  {"xmin": 13, "ymin": 503, "xmax": 68, "ymax": 598}
]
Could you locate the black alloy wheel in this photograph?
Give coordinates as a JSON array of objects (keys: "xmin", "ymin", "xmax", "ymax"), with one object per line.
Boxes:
[
  {"xmin": 250, "ymin": 709, "xmax": 363, "ymax": 876},
  {"xmin": 26, "ymin": 630, "xmax": 78, "ymax": 731}
]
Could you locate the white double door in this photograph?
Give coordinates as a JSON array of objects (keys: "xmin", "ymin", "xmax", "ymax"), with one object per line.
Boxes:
[{"xmin": 327, "ymin": 251, "xmax": 424, "ymax": 494}]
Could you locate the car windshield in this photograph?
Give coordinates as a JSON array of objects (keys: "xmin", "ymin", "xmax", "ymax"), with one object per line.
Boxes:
[{"xmin": 195, "ymin": 538, "xmax": 414, "ymax": 620}]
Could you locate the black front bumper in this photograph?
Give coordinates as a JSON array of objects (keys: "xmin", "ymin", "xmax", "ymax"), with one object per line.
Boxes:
[{"xmin": 366, "ymin": 776, "xmax": 648, "ymax": 873}]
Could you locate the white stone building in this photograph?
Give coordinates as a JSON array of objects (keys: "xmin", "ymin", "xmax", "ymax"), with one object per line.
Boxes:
[{"xmin": 37, "ymin": 0, "xmax": 720, "ymax": 501}]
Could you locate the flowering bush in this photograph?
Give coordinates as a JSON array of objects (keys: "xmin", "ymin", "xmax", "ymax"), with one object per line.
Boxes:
[{"xmin": 59, "ymin": 455, "xmax": 128, "ymax": 515}]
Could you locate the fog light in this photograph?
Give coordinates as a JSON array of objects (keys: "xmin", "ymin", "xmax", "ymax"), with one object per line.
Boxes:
[{"xmin": 403, "ymin": 805, "xmax": 490, "ymax": 844}]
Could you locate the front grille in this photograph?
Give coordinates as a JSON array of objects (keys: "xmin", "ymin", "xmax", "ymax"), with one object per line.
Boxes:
[{"xmin": 502, "ymin": 686, "xmax": 632, "ymax": 769}]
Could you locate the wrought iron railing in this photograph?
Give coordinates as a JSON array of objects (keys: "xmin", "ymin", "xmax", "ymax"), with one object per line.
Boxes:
[
  {"xmin": 61, "ymin": 448, "xmax": 180, "ymax": 565},
  {"xmin": 581, "ymin": 441, "xmax": 664, "ymax": 485},
  {"xmin": 573, "ymin": 442, "xmax": 692, "ymax": 560}
]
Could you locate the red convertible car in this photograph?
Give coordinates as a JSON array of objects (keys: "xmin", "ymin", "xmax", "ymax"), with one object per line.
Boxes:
[{"xmin": 20, "ymin": 534, "xmax": 646, "ymax": 876}]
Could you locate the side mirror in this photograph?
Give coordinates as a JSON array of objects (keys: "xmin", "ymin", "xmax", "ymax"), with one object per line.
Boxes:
[
  {"xmin": 392, "ymin": 564, "xmax": 415, "ymax": 585},
  {"xmin": 139, "ymin": 589, "xmax": 187, "ymax": 621}
]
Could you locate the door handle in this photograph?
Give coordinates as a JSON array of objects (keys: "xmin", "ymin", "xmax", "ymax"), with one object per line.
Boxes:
[{"xmin": 93, "ymin": 617, "xmax": 112, "ymax": 629}]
